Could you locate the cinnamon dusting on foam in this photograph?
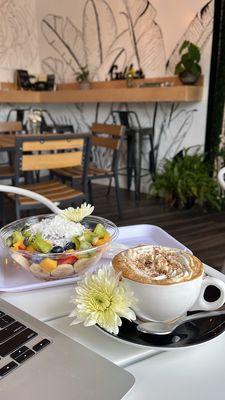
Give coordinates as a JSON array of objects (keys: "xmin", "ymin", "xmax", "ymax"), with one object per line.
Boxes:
[{"xmin": 112, "ymin": 246, "xmax": 203, "ymax": 285}]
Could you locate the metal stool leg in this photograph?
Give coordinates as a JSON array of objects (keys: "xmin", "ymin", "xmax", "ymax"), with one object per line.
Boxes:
[
  {"xmin": 87, "ymin": 179, "xmax": 93, "ymax": 204},
  {"xmin": 114, "ymin": 173, "xmax": 122, "ymax": 218},
  {"xmin": 134, "ymin": 130, "xmax": 142, "ymax": 203},
  {"xmin": 0, "ymin": 193, "xmax": 5, "ymax": 226},
  {"xmin": 126, "ymin": 130, "xmax": 135, "ymax": 191},
  {"xmin": 106, "ymin": 177, "xmax": 112, "ymax": 196}
]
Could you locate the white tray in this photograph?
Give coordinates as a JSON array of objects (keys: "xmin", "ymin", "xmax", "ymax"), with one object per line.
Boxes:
[{"xmin": 0, "ymin": 224, "xmax": 189, "ymax": 293}]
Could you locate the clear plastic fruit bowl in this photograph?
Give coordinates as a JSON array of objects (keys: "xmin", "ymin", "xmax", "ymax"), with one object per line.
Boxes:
[{"xmin": 1, "ymin": 214, "xmax": 118, "ymax": 281}]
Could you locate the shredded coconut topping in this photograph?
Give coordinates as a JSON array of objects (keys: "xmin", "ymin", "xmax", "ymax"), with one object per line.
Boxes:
[{"xmin": 30, "ymin": 215, "xmax": 84, "ymax": 247}]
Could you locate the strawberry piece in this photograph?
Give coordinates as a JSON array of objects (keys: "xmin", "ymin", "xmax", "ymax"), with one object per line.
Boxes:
[{"xmin": 58, "ymin": 255, "xmax": 77, "ymax": 265}]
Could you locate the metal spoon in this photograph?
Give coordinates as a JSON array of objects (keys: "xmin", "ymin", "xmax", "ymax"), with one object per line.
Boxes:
[{"xmin": 137, "ymin": 309, "xmax": 225, "ymax": 335}]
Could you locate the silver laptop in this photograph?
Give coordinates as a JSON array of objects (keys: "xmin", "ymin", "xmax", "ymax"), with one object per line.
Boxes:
[{"xmin": 0, "ymin": 299, "xmax": 134, "ymax": 399}]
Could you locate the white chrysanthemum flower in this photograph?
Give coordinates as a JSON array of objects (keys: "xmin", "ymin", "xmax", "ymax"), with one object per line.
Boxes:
[
  {"xmin": 69, "ymin": 266, "xmax": 136, "ymax": 335},
  {"xmin": 61, "ymin": 203, "xmax": 94, "ymax": 222}
]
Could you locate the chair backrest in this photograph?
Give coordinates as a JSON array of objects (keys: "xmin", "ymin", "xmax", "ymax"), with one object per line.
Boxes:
[
  {"xmin": 0, "ymin": 121, "xmax": 22, "ymax": 134},
  {"xmin": 15, "ymin": 133, "xmax": 90, "ymax": 184},
  {"xmin": 91, "ymin": 123, "xmax": 125, "ymax": 171},
  {"xmin": 111, "ymin": 108, "xmax": 158, "ymax": 131},
  {"xmin": 91, "ymin": 123, "xmax": 125, "ymax": 150}
]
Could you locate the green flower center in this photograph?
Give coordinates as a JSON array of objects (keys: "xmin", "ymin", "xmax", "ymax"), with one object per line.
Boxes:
[{"xmin": 92, "ymin": 293, "xmax": 111, "ymax": 311}]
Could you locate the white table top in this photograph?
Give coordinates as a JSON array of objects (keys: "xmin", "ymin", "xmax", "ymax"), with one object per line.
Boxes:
[
  {"xmin": 1, "ymin": 284, "xmax": 74, "ymax": 322},
  {"xmin": 1, "ymin": 285, "xmax": 161, "ymax": 367},
  {"xmin": 125, "ymin": 332, "xmax": 225, "ymax": 400},
  {"xmin": 1, "ymin": 225, "xmax": 225, "ymax": 399},
  {"xmin": 2, "ymin": 264, "xmax": 225, "ymax": 400},
  {"xmin": 48, "ymin": 316, "xmax": 160, "ymax": 367}
]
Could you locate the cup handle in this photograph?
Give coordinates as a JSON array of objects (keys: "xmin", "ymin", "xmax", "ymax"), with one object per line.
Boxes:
[{"xmin": 190, "ymin": 276, "xmax": 225, "ymax": 311}]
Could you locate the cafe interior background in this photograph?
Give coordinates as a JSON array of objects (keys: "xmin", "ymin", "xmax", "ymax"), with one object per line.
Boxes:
[{"xmin": 0, "ymin": 0, "xmax": 220, "ymax": 192}]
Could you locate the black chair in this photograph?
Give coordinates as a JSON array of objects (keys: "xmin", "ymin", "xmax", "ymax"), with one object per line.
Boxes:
[
  {"xmin": 111, "ymin": 108, "xmax": 157, "ymax": 201},
  {"xmin": 6, "ymin": 108, "xmax": 30, "ymax": 132}
]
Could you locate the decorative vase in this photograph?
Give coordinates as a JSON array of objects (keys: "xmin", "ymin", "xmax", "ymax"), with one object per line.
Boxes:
[
  {"xmin": 126, "ymin": 73, "xmax": 134, "ymax": 88},
  {"xmin": 179, "ymin": 71, "xmax": 199, "ymax": 85},
  {"xmin": 30, "ymin": 121, "xmax": 41, "ymax": 134}
]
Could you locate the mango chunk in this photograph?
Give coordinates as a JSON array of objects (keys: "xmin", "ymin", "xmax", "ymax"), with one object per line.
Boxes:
[
  {"xmin": 40, "ymin": 258, "xmax": 57, "ymax": 272},
  {"xmin": 94, "ymin": 232, "xmax": 110, "ymax": 246},
  {"xmin": 12, "ymin": 240, "xmax": 26, "ymax": 250}
]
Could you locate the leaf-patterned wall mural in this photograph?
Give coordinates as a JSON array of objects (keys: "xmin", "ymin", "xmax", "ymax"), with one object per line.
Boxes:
[
  {"xmin": 0, "ymin": 0, "xmax": 38, "ymax": 78},
  {"xmin": 41, "ymin": 0, "xmax": 166, "ymax": 82},
  {"xmin": 0, "ymin": 0, "xmax": 214, "ymax": 190},
  {"xmin": 38, "ymin": 0, "xmax": 214, "ymax": 190}
]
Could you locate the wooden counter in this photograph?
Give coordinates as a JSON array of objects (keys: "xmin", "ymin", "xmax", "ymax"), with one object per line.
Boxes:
[{"xmin": 0, "ymin": 77, "xmax": 203, "ymax": 104}]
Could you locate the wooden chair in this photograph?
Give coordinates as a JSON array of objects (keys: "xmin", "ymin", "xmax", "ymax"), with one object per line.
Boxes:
[
  {"xmin": 53, "ymin": 123, "xmax": 125, "ymax": 217},
  {"xmin": 3, "ymin": 133, "xmax": 90, "ymax": 220},
  {"xmin": 0, "ymin": 121, "xmax": 23, "ymax": 181},
  {"xmin": 0, "ymin": 121, "xmax": 22, "ymax": 134}
]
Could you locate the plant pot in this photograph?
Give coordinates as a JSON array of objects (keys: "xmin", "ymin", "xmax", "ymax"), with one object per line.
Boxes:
[
  {"xmin": 79, "ymin": 81, "xmax": 90, "ymax": 90},
  {"xmin": 179, "ymin": 71, "xmax": 199, "ymax": 85}
]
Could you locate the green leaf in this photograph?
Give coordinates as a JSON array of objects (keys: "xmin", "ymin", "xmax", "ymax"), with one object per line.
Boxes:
[
  {"xmin": 189, "ymin": 43, "xmax": 201, "ymax": 62},
  {"xmin": 149, "ymin": 148, "xmax": 222, "ymax": 211},
  {"xmin": 175, "ymin": 62, "xmax": 184, "ymax": 75},
  {"xmin": 179, "ymin": 40, "xmax": 190, "ymax": 54},
  {"xmin": 175, "ymin": 40, "xmax": 201, "ymax": 77}
]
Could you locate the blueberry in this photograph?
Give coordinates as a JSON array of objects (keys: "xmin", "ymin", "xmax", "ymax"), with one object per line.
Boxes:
[
  {"xmin": 51, "ymin": 246, "xmax": 64, "ymax": 254},
  {"xmin": 23, "ymin": 237, "xmax": 29, "ymax": 246},
  {"xmin": 32, "ymin": 254, "xmax": 42, "ymax": 264},
  {"xmin": 64, "ymin": 242, "xmax": 75, "ymax": 251}
]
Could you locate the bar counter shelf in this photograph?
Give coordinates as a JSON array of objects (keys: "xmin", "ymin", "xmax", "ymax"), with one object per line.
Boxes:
[{"xmin": 0, "ymin": 76, "xmax": 203, "ymax": 104}]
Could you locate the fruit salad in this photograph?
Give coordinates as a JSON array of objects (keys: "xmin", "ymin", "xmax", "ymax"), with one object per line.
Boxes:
[{"xmin": 3, "ymin": 206, "xmax": 116, "ymax": 281}]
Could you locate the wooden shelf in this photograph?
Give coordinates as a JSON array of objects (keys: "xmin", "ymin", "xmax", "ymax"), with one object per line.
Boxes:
[{"xmin": 0, "ymin": 77, "xmax": 203, "ymax": 104}]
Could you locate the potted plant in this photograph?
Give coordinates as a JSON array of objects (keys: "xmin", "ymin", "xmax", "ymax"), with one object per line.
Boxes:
[
  {"xmin": 75, "ymin": 66, "xmax": 90, "ymax": 90},
  {"xmin": 175, "ymin": 41, "xmax": 201, "ymax": 85},
  {"xmin": 149, "ymin": 149, "xmax": 222, "ymax": 211}
]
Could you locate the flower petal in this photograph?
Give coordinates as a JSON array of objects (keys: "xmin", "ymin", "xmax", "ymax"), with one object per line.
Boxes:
[{"xmin": 69, "ymin": 265, "xmax": 136, "ymax": 334}]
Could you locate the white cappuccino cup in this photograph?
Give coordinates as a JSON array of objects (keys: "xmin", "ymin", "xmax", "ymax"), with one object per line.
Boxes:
[{"xmin": 112, "ymin": 246, "xmax": 225, "ymax": 322}]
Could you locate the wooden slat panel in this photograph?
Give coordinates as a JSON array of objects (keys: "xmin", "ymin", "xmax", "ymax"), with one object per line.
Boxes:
[
  {"xmin": 54, "ymin": 167, "xmax": 83, "ymax": 178},
  {"xmin": 53, "ymin": 164, "xmax": 112, "ymax": 179},
  {"xmin": 19, "ymin": 189, "xmax": 83, "ymax": 205},
  {"xmin": 7, "ymin": 181, "xmax": 83, "ymax": 205},
  {"xmin": 19, "ymin": 181, "xmax": 62, "ymax": 191},
  {"xmin": 22, "ymin": 152, "xmax": 83, "ymax": 171},
  {"xmin": 22, "ymin": 138, "xmax": 84, "ymax": 151},
  {"xmin": 92, "ymin": 123, "xmax": 123, "ymax": 137},
  {"xmin": 92, "ymin": 136, "xmax": 118, "ymax": 149},
  {"xmin": 0, "ymin": 121, "xmax": 22, "ymax": 133},
  {"xmin": 0, "ymin": 136, "xmax": 16, "ymax": 149}
]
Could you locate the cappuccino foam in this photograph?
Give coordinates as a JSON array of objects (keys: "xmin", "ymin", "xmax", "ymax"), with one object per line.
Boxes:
[{"xmin": 112, "ymin": 246, "xmax": 203, "ymax": 285}]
